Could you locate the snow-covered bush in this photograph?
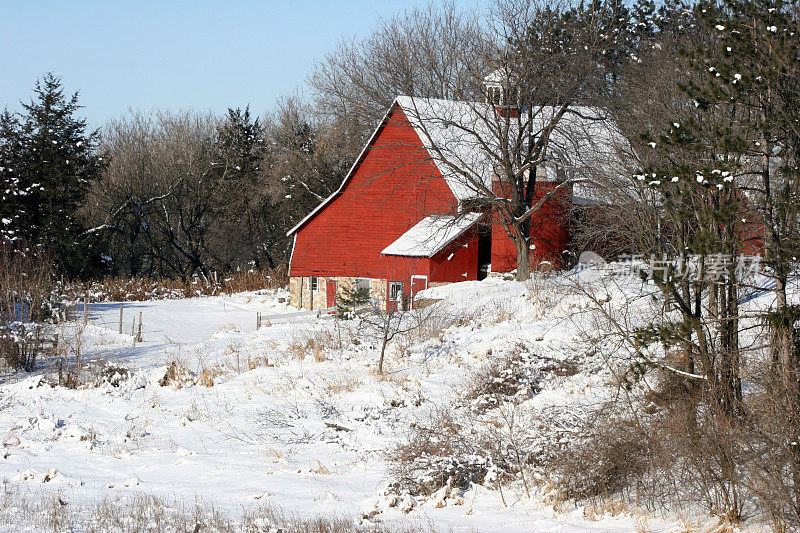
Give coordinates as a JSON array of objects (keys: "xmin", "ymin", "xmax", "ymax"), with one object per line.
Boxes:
[
  {"xmin": 389, "ymin": 406, "xmax": 506, "ymax": 497},
  {"xmin": 389, "ymin": 344, "xmax": 586, "ymax": 502},
  {"xmin": 462, "ymin": 347, "xmax": 542, "ymax": 413}
]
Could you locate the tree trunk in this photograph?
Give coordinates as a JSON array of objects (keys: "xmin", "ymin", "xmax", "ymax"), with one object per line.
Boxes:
[
  {"xmin": 513, "ymin": 225, "xmax": 531, "ymax": 281},
  {"xmin": 378, "ymin": 329, "xmax": 389, "ymax": 374}
]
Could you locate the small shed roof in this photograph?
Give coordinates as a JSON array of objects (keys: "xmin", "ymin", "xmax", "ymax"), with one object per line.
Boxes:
[{"xmin": 381, "ymin": 212, "xmax": 483, "ymax": 257}]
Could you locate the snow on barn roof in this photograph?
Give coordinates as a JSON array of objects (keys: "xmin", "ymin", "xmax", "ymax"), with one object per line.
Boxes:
[
  {"xmin": 483, "ymin": 68, "xmax": 508, "ymax": 86},
  {"xmin": 381, "ymin": 212, "xmax": 483, "ymax": 257},
  {"xmin": 394, "ymin": 95, "xmax": 632, "ymax": 204},
  {"xmin": 287, "ymin": 96, "xmax": 631, "ymax": 237}
]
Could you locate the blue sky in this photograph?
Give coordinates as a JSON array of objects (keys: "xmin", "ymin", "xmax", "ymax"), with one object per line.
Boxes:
[{"xmin": 1, "ymin": 1, "xmax": 484, "ymax": 128}]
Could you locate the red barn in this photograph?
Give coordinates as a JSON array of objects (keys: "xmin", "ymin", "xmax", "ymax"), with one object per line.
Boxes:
[{"xmin": 287, "ymin": 93, "xmax": 620, "ymax": 310}]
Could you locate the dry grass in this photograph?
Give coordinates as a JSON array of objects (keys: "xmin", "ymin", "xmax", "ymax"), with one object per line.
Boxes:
[
  {"xmin": 325, "ymin": 375, "xmax": 361, "ymax": 394},
  {"xmin": 58, "ymin": 266, "xmax": 287, "ymax": 303},
  {"xmin": 0, "ymin": 485, "xmax": 421, "ymax": 532},
  {"xmin": 247, "ymin": 355, "xmax": 277, "ymax": 370},
  {"xmin": 393, "ymin": 306, "xmax": 459, "ymax": 356},
  {"xmin": 156, "ymin": 360, "xmax": 226, "ymax": 388},
  {"xmin": 582, "ymin": 498, "xmax": 630, "ymax": 521},
  {"xmin": 311, "ymin": 460, "xmax": 332, "ymax": 474},
  {"xmin": 197, "ymin": 366, "xmax": 223, "ymax": 387},
  {"xmin": 158, "ymin": 360, "xmax": 194, "ymax": 388},
  {"xmin": 287, "ymin": 329, "xmax": 340, "ymax": 361}
]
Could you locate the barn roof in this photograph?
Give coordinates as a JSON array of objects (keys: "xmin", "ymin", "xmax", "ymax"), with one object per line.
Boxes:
[
  {"xmin": 381, "ymin": 212, "xmax": 483, "ymax": 257},
  {"xmin": 395, "ymin": 96, "xmax": 631, "ymax": 204},
  {"xmin": 287, "ymin": 96, "xmax": 631, "ymax": 236}
]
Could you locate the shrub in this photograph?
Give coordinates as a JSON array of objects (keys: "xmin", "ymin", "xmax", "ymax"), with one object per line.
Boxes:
[
  {"xmin": 389, "ymin": 347, "xmax": 583, "ymax": 501},
  {"xmin": 389, "ymin": 407, "xmax": 505, "ymax": 497},
  {"xmin": 547, "ymin": 409, "xmax": 652, "ymax": 502},
  {"xmin": 0, "ymin": 241, "xmax": 56, "ymax": 371},
  {"xmin": 50, "ymin": 358, "xmax": 131, "ymax": 389},
  {"xmin": 463, "ymin": 348, "xmax": 542, "ymax": 413},
  {"xmin": 546, "ymin": 370, "xmax": 753, "ymax": 522},
  {"xmin": 57, "ymin": 266, "xmax": 287, "ymax": 303},
  {"xmin": 159, "ymin": 360, "xmax": 194, "ymax": 388}
]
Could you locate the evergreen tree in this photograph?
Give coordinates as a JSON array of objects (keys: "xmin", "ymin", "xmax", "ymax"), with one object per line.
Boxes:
[
  {"xmin": 632, "ymin": 0, "xmax": 800, "ymax": 519},
  {"xmin": 212, "ymin": 106, "xmax": 274, "ymax": 269},
  {"xmin": 689, "ymin": 0, "xmax": 800, "ymax": 515},
  {"xmin": 0, "ymin": 74, "xmax": 102, "ymax": 275},
  {"xmin": 335, "ymin": 280, "xmax": 371, "ymax": 319},
  {"xmin": 0, "ymin": 111, "xmax": 23, "ymax": 241}
]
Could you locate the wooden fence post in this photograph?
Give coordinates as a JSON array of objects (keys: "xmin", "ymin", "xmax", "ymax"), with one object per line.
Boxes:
[
  {"xmin": 257, "ymin": 312, "xmax": 261, "ymax": 330},
  {"xmin": 119, "ymin": 303, "xmax": 124, "ymax": 334},
  {"xmin": 137, "ymin": 311, "xmax": 143, "ymax": 343}
]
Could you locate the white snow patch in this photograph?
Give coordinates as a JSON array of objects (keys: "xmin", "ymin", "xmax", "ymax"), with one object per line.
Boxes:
[{"xmin": 382, "ymin": 212, "xmax": 483, "ymax": 257}]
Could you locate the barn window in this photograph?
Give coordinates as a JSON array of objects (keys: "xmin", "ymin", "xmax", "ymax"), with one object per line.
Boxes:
[
  {"xmin": 487, "ymin": 85, "xmax": 503, "ymax": 106},
  {"xmin": 388, "ymin": 281, "xmax": 403, "ymax": 301},
  {"xmin": 310, "ymin": 276, "xmax": 318, "ymax": 291}
]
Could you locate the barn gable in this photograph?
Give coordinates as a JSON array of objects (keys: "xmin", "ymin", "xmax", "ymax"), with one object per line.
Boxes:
[{"xmin": 288, "ymin": 103, "xmax": 459, "ymax": 282}]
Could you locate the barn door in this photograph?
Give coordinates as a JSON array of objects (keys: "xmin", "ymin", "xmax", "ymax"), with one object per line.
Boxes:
[
  {"xmin": 326, "ymin": 280, "xmax": 337, "ymax": 309},
  {"xmin": 410, "ymin": 275, "xmax": 428, "ymax": 310}
]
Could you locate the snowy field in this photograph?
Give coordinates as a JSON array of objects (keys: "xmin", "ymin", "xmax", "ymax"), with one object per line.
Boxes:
[{"xmin": 0, "ymin": 272, "xmax": 764, "ymax": 531}]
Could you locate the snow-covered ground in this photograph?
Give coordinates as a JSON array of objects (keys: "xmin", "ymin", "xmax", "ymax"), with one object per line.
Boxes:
[{"xmin": 0, "ymin": 276, "xmax": 756, "ymax": 531}]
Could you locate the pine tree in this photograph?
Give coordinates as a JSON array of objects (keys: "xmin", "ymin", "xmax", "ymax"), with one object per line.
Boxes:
[
  {"xmin": 334, "ymin": 279, "xmax": 371, "ymax": 319},
  {"xmin": 0, "ymin": 111, "xmax": 23, "ymax": 241},
  {"xmin": 212, "ymin": 106, "xmax": 273, "ymax": 269},
  {"xmin": 689, "ymin": 0, "xmax": 800, "ymax": 516},
  {"xmin": 632, "ymin": 1, "xmax": 800, "ymax": 519},
  {"xmin": 1, "ymin": 74, "xmax": 102, "ymax": 275}
]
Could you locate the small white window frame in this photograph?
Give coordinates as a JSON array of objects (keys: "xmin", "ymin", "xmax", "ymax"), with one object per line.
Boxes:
[
  {"xmin": 487, "ymin": 85, "xmax": 503, "ymax": 106},
  {"xmin": 388, "ymin": 281, "xmax": 404, "ymax": 301}
]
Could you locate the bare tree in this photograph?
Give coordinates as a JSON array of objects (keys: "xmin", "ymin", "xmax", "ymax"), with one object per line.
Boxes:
[
  {"xmin": 85, "ymin": 112, "xmax": 173, "ymax": 277},
  {"xmin": 87, "ymin": 111, "xmax": 230, "ymax": 278},
  {"xmin": 401, "ymin": 1, "xmax": 634, "ymax": 279},
  {"xmin": 311, "ymin": 1, "xmax": 633, "ymax": 280},
  {"xmin": 309, "ymin": 1, "xmax": 488, "ymax": 136}
]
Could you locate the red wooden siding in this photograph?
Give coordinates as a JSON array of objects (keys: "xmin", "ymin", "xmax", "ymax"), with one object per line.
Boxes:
[
  {"xmin": 290, "ymin": 106, "xmax": 457, "ymax": 280},
  {"xmin": 491, "ymin": 181, "xmax": 572, "ymax": 272},
  {"xmin": 429, "ymin": 230, "xmax": 480, "ymax": 283},
  {"xmin": 379, "ymin": 229, "xmax": 479, "ymax": 303}
]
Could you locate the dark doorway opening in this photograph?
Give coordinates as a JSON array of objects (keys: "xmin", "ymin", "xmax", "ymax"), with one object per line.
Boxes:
[{"xmin": 477, "ymin": 229, "xmax": 492, "ymax": 280}]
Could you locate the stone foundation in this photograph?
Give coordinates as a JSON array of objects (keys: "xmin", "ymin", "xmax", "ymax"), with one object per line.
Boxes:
[
  {"xmin": 289, "ymin": 275, "xmax": 454, "ymax": 311},
  {"xmin": 291, "ymin": 275, "xmax": 411, "ymax": 311}
]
